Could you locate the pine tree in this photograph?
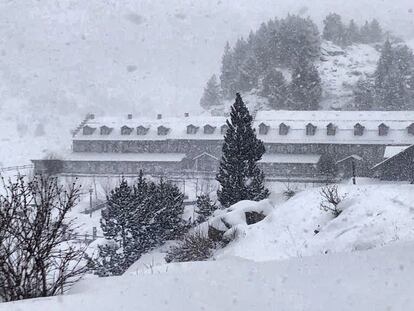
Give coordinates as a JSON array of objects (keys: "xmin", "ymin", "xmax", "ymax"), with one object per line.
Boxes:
[
  {"xmin": 260, "ymin": 69, "xmax": 288, "ymax": 109},
  {"xmin": 374, "ymin": 40, "xmax": 407, "ymax": 110},
  {"xmin": 200, "ymin": 74, "xmax": 222, "ymax": 110},
  {"xmin": 288, "ymin": 60, "xmax": 322, "ymax": 110},
  {"xmin": 354, "ymin": 78, "xmax": 374, "ymax": 110},
  {"xmin": 220, "ymin": 42, "xmax": 238, "ymax": 99},
  {"xmin": 196, "ymin": 194, "xmax": 217, "ymax": 224},
  {"xmin": 369, "ymin": 19, "xmax": 383, "ymax": 43},
  {"xmin": 322, "ymin": 13, "xmax": 349, "ymax": 46},
  {"xmin": 98, "ymin": 178, "xmax": 138, "ymax": 275},
  {"xmin": 216, "ymin": 93, "xmax": 269, "ymax": 207},
  {"xmin": 347, "ymin": 19, "xmax": 360, "ymax": 43},
  {"xmin": 279, "ymin": 15, "xmax": 321, "ymax": 67},
  {"xmin": 360, "ymin": 21, "xmax": 371, "ymax": 44}
]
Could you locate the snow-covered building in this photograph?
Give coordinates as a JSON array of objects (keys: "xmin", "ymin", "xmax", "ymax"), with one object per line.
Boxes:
[{"xmin": 32, "ymin": 111, "xmax": 414, "ymax": 181}]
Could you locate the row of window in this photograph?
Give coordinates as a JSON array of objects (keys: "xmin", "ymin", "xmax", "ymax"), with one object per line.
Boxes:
[
  {"xmin": 259, "ymin": 122, "xmax": 414, "ymax": 137},
  {"xmin": 82, "ymin": 122, "xmax": 414, "ymax": 137}
]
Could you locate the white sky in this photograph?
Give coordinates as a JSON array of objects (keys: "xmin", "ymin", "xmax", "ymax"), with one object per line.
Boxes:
[{"xmin": 0, "ymin": 0, "xmax": 413, "ymax": 118}]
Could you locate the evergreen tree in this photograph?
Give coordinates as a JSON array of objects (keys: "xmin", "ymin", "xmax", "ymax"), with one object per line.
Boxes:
[
  {"xmin": 152, "ymin": 178, "xmax": 187, "ymax": 243},
  {"xmin": 196, "ymin": 194, "xmax": 217, "ymax": 224},
  {"xmin": 323, "ymin": 13, "xmax": 346, "ymax": 45},
  {"xmin": 220, "ymin": 42, "xmax": 238, "ymax": 99},
  {"xmin": 347, "ymin": 19, "xmax": 360, "ymax": 43},
  {"xmin": 354, "ymin": 78, "xmax": 374, "ymax": 110},
  {"xmin": 98, "ymin": 178, "xmax": 138, "ymax": 275},
  {"xmin": 360, "ymin": 21, "xmax": 371, "ymax": 44},
  {"xmin": 369, "ymin": 19, "xmax": 383, "ymax": 43},
  {"xmin": 200, "ymin": 74, "xmax": 222, "ymax": 110},
  {"xmin": 288, "ymin": 60, "xmax": 322, "ymax": 110},
  {"xmin": 374, "ymin": 40, "xmax": 408, "ymax": 110},
  {"xmin": 260, "ymin": 69, "xmax": 288, "ymax": 109},
  {"xmin": 96, "ymin": 173, "xmax": 188, "ymax": 276},
  {"xmin": 279, "ymin": 15, "xmax": 321, "ymax": 67},
  {"xmin": 216, "ymin": 94, "xmax": 269, "ymax": 207}
]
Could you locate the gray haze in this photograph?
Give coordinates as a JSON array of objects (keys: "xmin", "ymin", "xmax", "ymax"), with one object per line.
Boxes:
[{"xmin": 0, "ymin": 0, "xmax": 413, "ymax": 117}]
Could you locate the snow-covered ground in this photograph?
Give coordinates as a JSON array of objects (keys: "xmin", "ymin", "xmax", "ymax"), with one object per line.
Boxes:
[
  {"xmin": 2, "ymin": 241, "xmax": 414, "ymax": 311},
  {"xmin": 3, "ymin": 181, "xmax": 414, "ymax": 310}
]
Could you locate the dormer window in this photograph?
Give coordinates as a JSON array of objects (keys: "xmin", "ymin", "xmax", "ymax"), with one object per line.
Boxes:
[
  {"xmin": 204, "ymin": 124, "xmax": 216, "ymax": 134},
  {"xmin": 407, "ymin": 123, "xmax": 414, "ymax": 135},
  {"xmin": 221, "ymin": 124, "xmax": 229, "ymax": 135},
  {"xmin": 306, "ymin": 123, "xmax": 317, "ymax": 136},
  {"xmin": 279, "ymin": 123, "xmax": 289, "ymax": 135},
  {"xmin": 82, "ymin": 126, "xmax": 96, "ymax": 135},
  {"xmin": 121, "ymin": 125, "xmax": 133, "ymax": 135},
  {"xmin": 258, "ymin": 123, "xmax": 270, "ymax": 135},
  {"xmin": 137, "ymin": 126, "xmax": 149, "ymax": 135},
  {"xmin": 100, "ymin": 125, "xmax": 113, "ymax": 135},
  {"xmin": 157, "ymin": 125, "xmax": 170, "ymax": 136},
  {"xmin": 378, "ymin": 123, "xmax": 389, "ymax": 136},
  {"xmin": 326, "ymin": 123, "xmax": 336, "ymax": 136},
  {"xmin": 187, "ymin": 124, "xmax": 199, "ymax": 134},
  {"xmin": 354, "ymin": 123, "xmax": 365, "ymax": 136}
]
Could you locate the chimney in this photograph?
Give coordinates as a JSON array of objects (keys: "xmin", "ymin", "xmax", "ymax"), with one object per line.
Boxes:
[
  {"xmin": 127, "ymin": 114, "xmax": 133, "ymax": 120},
  {"xmin": 89, "ymin": 113, "xmax": 95, "ymax": 120},
  {"xmin": 184, "ymin": 112, "xmax": 189, "ymax": 117},
  {"xmin": 157, "ymin": 114, "xmax": 162, "ymax": 120}
]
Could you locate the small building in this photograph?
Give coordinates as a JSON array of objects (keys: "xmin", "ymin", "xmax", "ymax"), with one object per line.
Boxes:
[{"xmin": 371, "ymin": 145, "xmax": 414, "ymax": 182}]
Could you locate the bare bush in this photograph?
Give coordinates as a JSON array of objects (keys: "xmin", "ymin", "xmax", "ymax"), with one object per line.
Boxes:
[
  {"xmin": 165, "ymin": 231, "xmax": 216, "ymax": 263},
  {"xmin": 320, "ymin": 184, "xmax": 346, "ymax": 217},
  {"xmin": 0, "ymin": 175, "xmax": 88, "ymax": 302}
]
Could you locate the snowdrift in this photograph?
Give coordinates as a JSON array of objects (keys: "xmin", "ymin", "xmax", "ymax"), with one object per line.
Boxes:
[{"xmin": 2, "ymin": 241, "xmax": 414, "ymax": 311}]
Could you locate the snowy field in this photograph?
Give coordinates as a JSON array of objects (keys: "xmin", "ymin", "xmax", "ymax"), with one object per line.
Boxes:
[
  {"xmin": 2, "ymin": 180, "xmax": 414, "ymax": 310},
  {"xmin": 2, "ymin": 241, "xmax": 414, "ymax": 311}
]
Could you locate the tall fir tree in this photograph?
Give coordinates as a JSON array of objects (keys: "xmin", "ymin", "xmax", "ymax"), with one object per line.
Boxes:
[
  {"xmin": 347, "ymin": 19, "xmax": 360, "ymax": 43},
  {"xmin": 354, "ymin": 78, "xmax": 374, "ymax": 110},
  {"xmin": 369, "ymin": 19, "xmax": 383, "ymax": 43},
  {"xmin": 374, "ymin": 40, "xmax": 408, "ymax": 110},
  {"xmin": 216, "ymin": 93, "xmax": 269, "ymax": 207},
  {"xmin": 288, "ymin": 60, "xmax": 322, "ymax": 110},
  {"xmin": 200, "ymin": 74, "xmax": 222, "ymax": 110},
  {"xmin": 220, "ymin": 42, "xmax": 238, "ymax": 99},
  {"xmin": 260, "ymin": 69, "xmax": 288, "ymax": 109},
  {"xmin": 322, "ymin": 13, "xmax": 346, "ymax": 46}
]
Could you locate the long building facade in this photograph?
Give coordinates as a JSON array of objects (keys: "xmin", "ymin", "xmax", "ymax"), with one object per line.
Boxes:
[{"xmin": 32, "ymin": 111, "xmax": 414, "ymax": 181}]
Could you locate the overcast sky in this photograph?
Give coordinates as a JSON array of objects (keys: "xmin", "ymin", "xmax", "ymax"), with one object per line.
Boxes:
[{"xmin": 0, "ymin": 0, "xmax": 413, "ymax": 118}]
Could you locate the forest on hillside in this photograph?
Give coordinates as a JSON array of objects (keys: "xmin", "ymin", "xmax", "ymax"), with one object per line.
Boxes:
[{"xmin": 200, "ymin": 13, "xmax": 414, "ymax": 112}]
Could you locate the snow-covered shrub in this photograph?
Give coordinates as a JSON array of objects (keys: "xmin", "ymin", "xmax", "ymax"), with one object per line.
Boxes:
[
  {"xmin": 320, "ymin": 184, "xmax": 346, "ymax": 217},
  {"xmin": 165, "ymin": 231, "xmax": 216, "ymax": 263},
  {"xmin": 196, "ymin": 194, "xmax": 217, "ymax": 224}
]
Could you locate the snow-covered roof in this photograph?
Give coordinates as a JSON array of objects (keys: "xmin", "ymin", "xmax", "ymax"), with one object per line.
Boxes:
[
  {"xmin": 260, "ymin": 154, "xmax": 321, "ymax": 164},
  {"xmin": 73, "ymin": 111, "xmax": 414, "ymax": 145},
  {"xmin": 383, "ymin": 146, "xmax": 409, "ymax": 158},
  {"xmin": 62, "ymin": 152, "xmax": 186, "ymax": 162}
]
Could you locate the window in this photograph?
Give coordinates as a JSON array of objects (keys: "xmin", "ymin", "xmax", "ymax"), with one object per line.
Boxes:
[
  {"xmin": 137, "ymin": 126, "xmax": 149, "ymax": 135},
  {"xmin": 326, "ymin": 123, "xmax": 336, "ymax": 136},
  {"xmin": 354, "ymin": 123, "xmax": 365, "ymax": 136},
  {"xmin": 204, "ymin": 125, "xmax": 216, "ymax": 134},
  {"xmin": 306, "ymin": 123, "xmax": 316, "ymax": 136},
  {"xmin": 258, "ymin": 123, "xmax": 269, "ymax": 135},
  {"xmin": 82, "ymin": 126, "xmax": 96, "ymax": 135},
  {"xmin": 121, "ymin": 126, "xmax": 133, "ymax": 135},
  {"xmin": 157, "ymin": 126, "xmax": 170, "ymax": 136},
  {"xmin": 187, "ymin": 124, "xmax": 199, "ymax": 134},
  {"xmin": 279, "ymin": 123, "xmax": 289, "ymax": 135},
  {"xmin": 378, "ymin": 123, "xmax": 389, "ymax": 136},
  {"xmin": 100, "ymin": 126, "xmax": 113, "ymax": 135}
]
